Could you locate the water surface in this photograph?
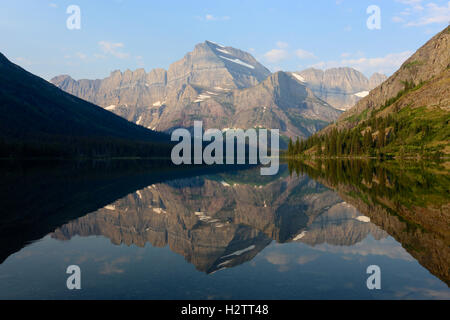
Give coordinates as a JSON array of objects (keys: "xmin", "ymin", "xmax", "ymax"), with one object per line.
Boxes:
[{"xmin": 0, "ymin": 160, "xmax": 448, "ymax": 299}]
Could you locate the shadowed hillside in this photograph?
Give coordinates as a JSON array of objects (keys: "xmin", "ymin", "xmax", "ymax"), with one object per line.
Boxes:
[{"xmin": 0, "ymin": 53, "xmax": 172, "ymax": 158}]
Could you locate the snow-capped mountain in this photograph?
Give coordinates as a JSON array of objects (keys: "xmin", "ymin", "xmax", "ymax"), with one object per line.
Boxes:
[
  {"xmin": 293, "ymin": 68, "xmax": 387, "ymax": 111},
  {"xmin": 51, "ymin": 41, "xmax": 341, "ymax": 138}
]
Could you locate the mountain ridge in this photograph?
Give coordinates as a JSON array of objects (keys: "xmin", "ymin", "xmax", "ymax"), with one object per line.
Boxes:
[
  {"xmin": 51, "ymin": 41, "xmax": 341, "ymax": 138},
  {"xmin": 287, "ymin": 25, "xmax": 450, "ymax": 158},
  {"xmin": 0, "ymin": 52, "xmax": 172, "ymax": 158},
  {"xmin": 331, "ymin": 26, "xmax": 450, "ymax": 131},
  {"xmin": 294, "ymin": 67, "xmax": 387, "ymax": 111}
]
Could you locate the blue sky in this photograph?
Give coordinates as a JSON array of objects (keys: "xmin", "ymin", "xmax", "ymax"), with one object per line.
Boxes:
[{"xmin": 1, "ymin": 0, "xmax": 449, "ymax": 80}]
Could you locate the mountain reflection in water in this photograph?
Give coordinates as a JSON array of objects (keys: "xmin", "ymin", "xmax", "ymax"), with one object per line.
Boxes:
[{"xmin": 0, "ymin": 160, "xmax": 448, "ymax": 299}]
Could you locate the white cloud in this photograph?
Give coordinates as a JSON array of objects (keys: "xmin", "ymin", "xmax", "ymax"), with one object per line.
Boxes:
[
  {"xmin": 264, "ymin": 49, "xmax": 288, "ymax": 63},
  {"xmin": 263, "ymin": 41, "xmax": 290, "ymax": 63},
  {"xmin": 311, "ymin": 51, "xmax": 413, "ymax": 76},
  {"xmin": 204, "ymin": 14, "xmax": 230, "ymax": 21},
  {"xmin": 295, "ymin": 49, "xmax": 317, "ymax": 60},
  {"xmin": 406, "ymin": 2, "xmax": 450, "ymax": 26},
  {"xmin": 98, "ymin": 41, "xmax": 130, "ymax": 59},
  {"xmin": 394, "ymin": 1, "xmax": 450, "ymax": 27},
  {"xmin": 263, "ymin": 42, "xmax": 317, "ymax": 64}
]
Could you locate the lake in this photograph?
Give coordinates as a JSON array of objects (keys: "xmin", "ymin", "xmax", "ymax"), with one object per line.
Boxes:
[{"xmin": 0, "ymin": 160, "xmax": 448, "ymax": 299}]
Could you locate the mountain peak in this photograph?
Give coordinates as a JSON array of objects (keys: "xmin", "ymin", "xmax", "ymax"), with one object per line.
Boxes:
[
  {"xmin": 50, "ymin": 41, "xmax": 341, "ymax": 138},
  {"xmin": 205, "ymin": 40, "xmax": 226, "ymax": 48},
  {"xmin": 295, "ymin": 66, "xmax": 386, "ymax": 111},
  {"xmin": 167, "ymin": 40, "xmax": 271, "ymax": 89}
]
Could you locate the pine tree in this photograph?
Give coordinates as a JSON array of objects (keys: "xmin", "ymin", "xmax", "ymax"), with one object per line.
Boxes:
[
  {"xmin": 288, "ymin": 138, "xmax": 294, "ymax": 156},
  {"xmin": 295, "ymin": 137, "xmax": 300, "ymax": 155},
  {"xmin": 363, "ymin": 130, "xmax": 372, "ymax": 155},
  {"xmin": 317, "ymin": 140, "xmax": 322, "ymax": 156}
]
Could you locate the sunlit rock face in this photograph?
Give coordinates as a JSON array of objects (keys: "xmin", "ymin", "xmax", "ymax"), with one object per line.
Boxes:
[
  {"xmin": 167, "ymin": 41, "xmax": 271, "ymax": 90},
  {"xmin": 51, "ymin": 41, "xmax": 341, "ymax": 138},
  {"xmin": 293, "ymin": 68, "xmax": 387, "ymax": 111}
]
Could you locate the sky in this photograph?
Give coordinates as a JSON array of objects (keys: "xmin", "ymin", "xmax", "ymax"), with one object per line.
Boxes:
[{"xmin": 1, "ymin": 0, "xmax": 449, "ymax": 80}]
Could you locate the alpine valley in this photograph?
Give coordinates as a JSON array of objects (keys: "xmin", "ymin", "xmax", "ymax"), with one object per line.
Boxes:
[{"xmin": 51, "ymin": 41, "xmax": 386, "ymax": 139}]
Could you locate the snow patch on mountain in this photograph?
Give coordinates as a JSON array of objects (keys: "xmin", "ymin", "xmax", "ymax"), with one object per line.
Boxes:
[
  {"xmin": 207, "ymin": 40, "xmax": 225, "ymax": 48},
  {"xmin": 153, "ymin": 208, "xmax": 167, "ymax": 214},
  {"xmin": 222, "ymin": 245, "xmax": 256, "ymax": 258},
  {"xmin": 194, "ymin": 94, "xmax": 212, "ymax": 103},
  {"xmin": 355, "ymin": 216, "xmax": 371, "ymax": 223},
  {"xmin": 292, "ymin": 73, "xmax": 306, "ymax": 83},
  {"xmin": 216, "ymin": 48, "xmax": 232, "ymax": 55},
  {"xmin": 354, "ymin": 91, "xmax": 370, "ymax": 98},
  {"xmin": 293, "ymin": 231, "xmax": 308, "ymax": 241},
  {"xmin": 219, "ymin": 56, "xmax": 255, "ymax": 69}
]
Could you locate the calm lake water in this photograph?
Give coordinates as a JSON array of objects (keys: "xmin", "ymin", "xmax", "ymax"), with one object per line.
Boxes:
[{"xmin": 0, "ymin": 160, "xmax": 449, "ymax": 299}]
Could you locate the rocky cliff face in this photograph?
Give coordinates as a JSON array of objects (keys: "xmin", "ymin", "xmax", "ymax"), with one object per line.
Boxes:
[
  {"xmin": 294, "ymin": 67, "xmax": 387, "ymax": 111},
  {"xmin": 167, "ymin": 41, "xmax": 271, "ymax": 90},
  {"xmin": 369, "ymin": 73, "xmax": 388, "ymax": 89},
  {"xmin": 151, "ymin": 71, "xmax": 341, "ymax": 137},
  {"xmin": 51, "ymin": 41, "xmax": 340, "ymax": 137},
  {"xmin": 230, "ymin": 72, "xmax": 341, "ymax": 137}
]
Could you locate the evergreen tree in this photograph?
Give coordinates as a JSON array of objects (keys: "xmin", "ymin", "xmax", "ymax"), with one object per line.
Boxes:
[
  {"xmin": 288, "ymin": 138, "xmax": 294, "ymax": 156},
  {"xmin": 363, "ymin": 130, "xmax": 372, "ymax": 155},
  {"xmin": 295, "ymin": 137, "xmax": 300, "ymax": 155},
  {"xmin": 317, "ymin": 140, "xmax": 322, "ymax": 156}
]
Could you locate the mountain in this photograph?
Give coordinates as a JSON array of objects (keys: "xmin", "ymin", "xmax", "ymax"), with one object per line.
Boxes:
[
  {"xmin": 369, "ymin": 73, "xmax": 388, "ymax": 89},
  {"xmin": 0, "ymin": 53, "xmax": 171, "ymax": 158},
  {"xmin": 291, "ymin": 26, "xmax": 450, "ymax": 157},
  {"xmin": 51, "ymin": 40, "xmax": 271, "ymax": 110},
  {"xmin": 293, "ymin": 67, "xmax": 387, "ymax": 111},
  {"xmin": 150, "ymin": 71, "xmax": 341, "ymax": 137},
  {"xmin": 335, "ymin": 26, "xmax": 450, "ymax": 128},
  {"xmin": 227, "ymin": 71, "xmax": 341, "ymax": 137},
  {"xmin": 167, "ymin": 40, "xmax": 271, "ymax": 89},
  {"xmin": 52, "ymin": 41, "xmax": 340, "ymax": 138}
]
